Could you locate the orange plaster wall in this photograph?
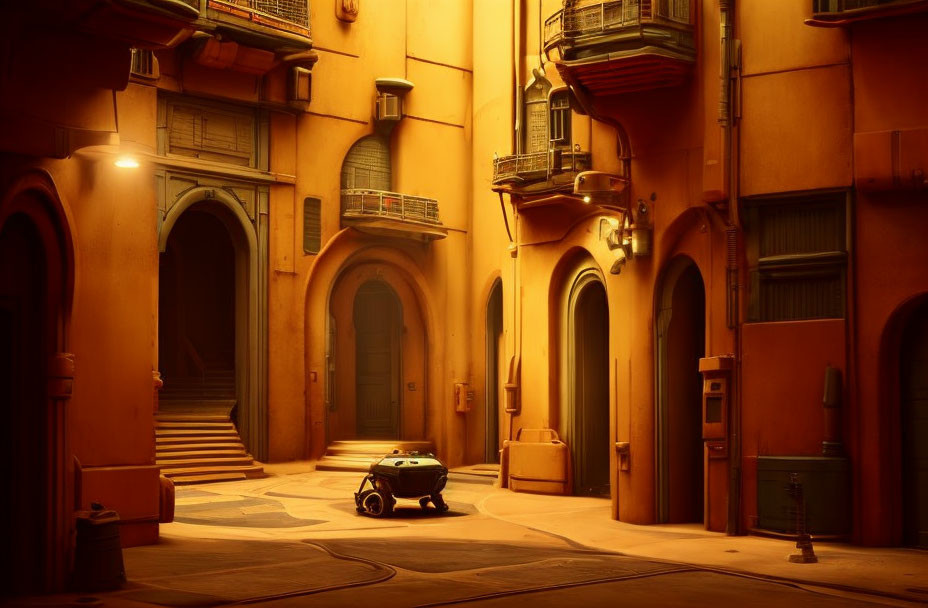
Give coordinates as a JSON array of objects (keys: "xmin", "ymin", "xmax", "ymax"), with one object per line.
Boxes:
[{"xmin": 740, "ymin": 319, "xmax": 846, "ymax": 531}]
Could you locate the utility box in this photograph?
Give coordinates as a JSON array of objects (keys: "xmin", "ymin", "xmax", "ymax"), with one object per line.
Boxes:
[
  {"xmin": 756, "ymin": 456, "xmax": 850, "ymax": 537},
  {"xmin": 507, "ymin": 429, "xmax": 571, "ymax": 495}
]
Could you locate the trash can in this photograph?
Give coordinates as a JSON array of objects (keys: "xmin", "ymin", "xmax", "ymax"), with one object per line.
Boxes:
[{"xmin": 72, "ymin": 504, "xmax": 125, "ymax": 591}]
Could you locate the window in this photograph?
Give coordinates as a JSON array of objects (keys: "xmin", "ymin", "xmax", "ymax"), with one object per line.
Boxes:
[
  {"xmin": 303, "ymin": 197, "xmax": 321, "ymax": 254},
  {"xmin": 745, "ymin": 194, "xmax": 848, "ymax": 322},
  {"xmin": 549, "ymin": 90, "xmax": 571, "ymax": 147}
]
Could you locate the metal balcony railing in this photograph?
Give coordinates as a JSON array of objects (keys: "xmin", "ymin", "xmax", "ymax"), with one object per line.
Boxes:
[
  {"xmin": 209, "ymin": 0, "xmax": 309, "ymax": 29},
  {"xmin": 492, "ymin": 149, "xmax": 592, "ymax": 185},
  {"xmin": 545, "ymin": 0, "xmax": 690, "ymax": 50},
  {"xmin": 812, "ymin": 0, "xmax": 918, "ymax": 12},
  {"xmin": 341, "ymin": 189, "xmax": 442, "ymax": 225}
]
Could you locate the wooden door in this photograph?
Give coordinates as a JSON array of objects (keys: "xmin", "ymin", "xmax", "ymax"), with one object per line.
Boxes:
[
  {"xmin": 354, "ymin": 281, "xmax": 400, "ymax": 438},
  {"xmin": 573, "ymin": 280, "xmax": 610, "ymax": 496},
  {"xmin": 902, "ymin": 302, "xmax": 928, "ymax": 548}
]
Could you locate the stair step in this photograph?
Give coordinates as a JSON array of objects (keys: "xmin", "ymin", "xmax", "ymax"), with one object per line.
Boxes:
[
  {"xmin": 172, "ymin": 472, "xmax": 247, "ymax": 485},
  {"xmin": 157, "ymin": 434, "xmax": 243, "ymax": 444},
  {"xmin": 155, "ymin": 413, "xmax": 231, "ymax": 423},
  {"xmin": 162, "ymin": 464, "xmax": 266, "ymax": 478},
  {"xmin": 156, "ymin": 429, "xmax": 241, "ymax": 439},
  {"xmin": 155, "ymin": 449, "xmax": 248, "ymax": 459},
  {"xmin": 156, "ymin": 442, "xmax": 246, "ymax": 453},
  {"xmin": 315, "ymin": 460, "xmax": 376, "ymax": 473},
  {"xmin": 155, "ymin": 421, "xmax": 235, "ymax": 430},
  {"xmin": 157, "ymin": 456, "xmax": 254, "ymax": 467}
]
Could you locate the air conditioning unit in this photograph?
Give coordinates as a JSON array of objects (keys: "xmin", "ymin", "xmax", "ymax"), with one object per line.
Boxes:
[
  {"xmin": 376, "ymin": 92, "xmax": 402, "ymax": 122},
  {"xmin": 130, "ymin": 49, "xmax": 159, "ymax": 80}
]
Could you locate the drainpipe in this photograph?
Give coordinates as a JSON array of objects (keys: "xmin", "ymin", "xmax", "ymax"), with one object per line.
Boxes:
[{"xmin": 720, "ymin": 0, "xmax": 742, "ymax": 536}]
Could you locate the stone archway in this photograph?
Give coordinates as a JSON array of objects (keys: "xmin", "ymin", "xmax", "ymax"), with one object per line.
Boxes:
[{"xmin": 158, "ymin": 187, "xmax": 266, "ymax": 461}]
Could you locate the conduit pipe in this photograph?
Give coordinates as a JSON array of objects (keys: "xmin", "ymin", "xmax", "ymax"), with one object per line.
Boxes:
[{"xmin": 719, "ymin": 0, "xmax": 743, "ymax": 536}]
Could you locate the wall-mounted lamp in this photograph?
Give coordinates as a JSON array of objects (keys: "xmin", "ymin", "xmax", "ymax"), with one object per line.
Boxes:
[
  {"xmin": 574, "ymin": 171, "xmax": 628, "ymax": 210},
  {"xmin": 114, "ymin": 156, "xmax": 139, "ymax": 168}
]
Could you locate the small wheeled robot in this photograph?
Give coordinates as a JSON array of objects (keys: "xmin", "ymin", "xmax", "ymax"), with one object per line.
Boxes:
[{"xmin": 355, "ymin": 451, "xmax": 449, "ymax": 517}]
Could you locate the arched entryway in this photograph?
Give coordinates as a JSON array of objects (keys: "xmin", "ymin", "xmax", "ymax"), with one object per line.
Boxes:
[
  {"xmin": 159, "ymin": 205, "xmax": 236, "ymax": 404},
  {"xmin": 158, "ymin": 189, "xmax": 264, "ymax": 460},
  {"xmin": 0, "ymin": 179, "xmax": 73, "ymax": 595},
  {"xmin": 485, "ymin": 279, "xmax": 503, "ymax": 463},
  {"xmin": 568, "ymin": 271, "xmax": 610, "ymax": 496},
  {"xmin": 354, "ymin": 280, "xmax": 403, "ymax": 438},
  {"xmin": 900, "ymin": 297, "xmax": 928, "ymax": 548},
  {"xmin": 655, "ymin": 257, "xmax": 706, "ymax": 523}
]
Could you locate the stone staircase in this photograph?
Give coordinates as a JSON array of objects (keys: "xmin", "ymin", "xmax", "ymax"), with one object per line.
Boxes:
[
  {"xmin": 315, "ymin": 440, "xmax": 437, "ymax": 472},
  {"xmin": 156, "ymin": 369, "xmax": 265, "ymax": 484}
]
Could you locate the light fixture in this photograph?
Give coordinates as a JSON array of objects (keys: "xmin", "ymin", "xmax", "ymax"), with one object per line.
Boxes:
[
  {"xmin": 114, "ymin": 156, "xmax": 139, "ymax": 168},
  {"xmin": 582, "ymin": 195, "xmax": 591, "ymax": 204}
]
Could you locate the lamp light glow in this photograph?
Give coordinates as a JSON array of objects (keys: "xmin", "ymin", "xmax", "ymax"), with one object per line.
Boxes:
[
  {"xmin": 114, "ymin": 156, "xmax": 139, "ymax": 168},
  {"xmin": 582, "ymin": 195, "xmax": 591, "ymax": 203}
]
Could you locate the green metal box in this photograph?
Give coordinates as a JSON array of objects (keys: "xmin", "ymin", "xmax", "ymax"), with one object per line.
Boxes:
[{"xmin": 756, "ymin": 456, "xmax": 850, "ymax": 537}]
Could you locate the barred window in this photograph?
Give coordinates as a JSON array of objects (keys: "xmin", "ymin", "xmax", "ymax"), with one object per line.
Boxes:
[
  {"xmin": 745, "ymin": 194, "xmax": 848, "ymax": 322},
  {"xmin": 303, "ymin": 197, "xmax": 321, "ymax": 255}
]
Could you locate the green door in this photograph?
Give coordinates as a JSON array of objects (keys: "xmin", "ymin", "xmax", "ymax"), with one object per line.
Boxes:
[{"xmin": 354, "ymin": 281, "xmax": 401, "ymax": 439}]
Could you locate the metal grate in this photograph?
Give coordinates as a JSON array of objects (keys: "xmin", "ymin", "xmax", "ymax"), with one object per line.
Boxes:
[
  {"xmin": 215, "ymin": 0, "xmax": 309, "ymax": 28},
  {"xmin": 341, "ymin": 189, "xmax": 441, "ymax": 224},
  {"xmin": 303, "ymin": 197, "xmax": 321, "ymax": 254}
]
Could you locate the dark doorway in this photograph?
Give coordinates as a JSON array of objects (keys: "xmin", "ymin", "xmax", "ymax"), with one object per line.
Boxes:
[
  {"xmin": 0, "ymin": 214, "xmax": 48, "ymax": 595},
  {"xmin": 570, "ymin": 277, "xmax": 610, "ymax": 496},
  {"xmin": 656, "ymin": 260, "xmax": 705, "ymax": 523},
  {"xmin": 486, "ymin": 279, "xmax": 503, "ymax": 463},
  {"xmin": 159, "ymin": 206, "xmax": 236, "ymax": 410},
  {"xmin": 901, "ymin": 298, "xmax": 928, "ymax": 549},
  {"xmin": 354, "ymin": 281, "xmax": 402, "ymax": 439}
]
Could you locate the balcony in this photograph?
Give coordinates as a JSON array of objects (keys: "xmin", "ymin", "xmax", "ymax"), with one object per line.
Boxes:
[
  {"xmin": 492, "ymin": 149, "xmax": 592, "ymax": 193},
  {"xmin": 543, "ymin": 0, "xmax": 695, "ymax": 97},
  {"xmin": 807, "ymin": 0, "xmax": 928, "ymax": 25},
  {"xmin": 340, "ymin": 189, "xmax": 448, "ymax": 241},
  {"xmin": 202, "ymin": 0, "xmax": 312, "ymax": 50}
]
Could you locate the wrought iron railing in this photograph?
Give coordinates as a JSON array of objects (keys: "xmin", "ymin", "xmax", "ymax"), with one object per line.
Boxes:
[
  {"xmin": 812, "ymin": 0, "xmax": 918, "ymax": 12},
  {"xmin": 492, "ymin": 150, "xmax": 592, "ymax": 185},
  {"xmin": 341, "ymin": 189, "xmax": 441, "ymax": 224},
  {"xmin": 545, "ymin": 0, "xmax": 690, "ymax": 50},
  {"xmin": 208, "ymin": 0, "xmax": 310, "ymax": 30}
]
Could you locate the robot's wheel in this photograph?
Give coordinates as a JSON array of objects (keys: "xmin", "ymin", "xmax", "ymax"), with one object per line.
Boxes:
[
  {"xmin": 419, "ymin": 497, "xmax": 431, "ymax": 510},
  {"xmin": 361, "ymin": 490, "xmax": 393, "ymax": 517}
]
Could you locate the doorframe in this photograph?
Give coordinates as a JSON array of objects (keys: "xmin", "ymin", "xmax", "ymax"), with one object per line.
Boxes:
[
  {"xmin": 485, "ymin": 278, "xmax": 503, "ymax": 463},
  {"xmin": 566, "ymin": 268, "xmax": 609, "ymax": 495},
  {"xmin": 654, "ymin": 255, "xmax": 705, "ymax": 523},
  {"xmin": 159, "ymin": 186, "xmax": 267, "ymax": 460}
]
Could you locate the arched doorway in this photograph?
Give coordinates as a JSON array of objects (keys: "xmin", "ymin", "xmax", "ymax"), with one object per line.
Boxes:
[
  {"xmin": 160, "ymin": 206, "xmax": 235, "ymax": 398},
  {"xmin": 656, "ymin": 258, "xmax": 706, "ymax": 523},
  {"xmin": 0, "ymin": 214, "xmax": 47, "ymax": 595},
  {"xmin": 0, "ymin": 180, "xmax": 72, "ymax": 595},
  {"xmin": 354, "ymin": 280, "xmax": 403, "ymax": 439},
  {"xmin": 901, "ymin": 297, "xmax": 928, "ymax": 548},
  {"xmin": 568, "ymin": 272, "xmax": 610, "ymax": 496},
  {"xmin": 485, "ymin": 279, "xmax": 503, "ymax": 463},
  {"xmin": 158, "ymin": 196, "xmax": 264, "ymax": 457}
]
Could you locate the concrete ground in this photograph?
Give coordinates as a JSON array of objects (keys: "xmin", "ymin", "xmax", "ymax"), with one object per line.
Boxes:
[{"xmin": 12, "ymin": 463, "xmax": 928, "ymax": 607}]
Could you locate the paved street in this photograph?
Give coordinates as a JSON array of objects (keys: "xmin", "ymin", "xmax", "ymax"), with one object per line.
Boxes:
[{"xmin": 13, "ymin": 466, "xmax": 928, "ymax": 607}]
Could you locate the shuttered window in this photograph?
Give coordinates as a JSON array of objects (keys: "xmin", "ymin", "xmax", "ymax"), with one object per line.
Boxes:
[
  {"xmin": 303, "ymin": 197, "xmax": 322, "ymax": 255},
  {"xmin": 745, "ymin": 194, "xmax": 848, "ymax": 322}
]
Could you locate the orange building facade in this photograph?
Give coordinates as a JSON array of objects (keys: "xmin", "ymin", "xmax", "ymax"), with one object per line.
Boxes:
[{"xmin": 1, "ymin": 0, "xmax": 926, "ymax": 595}]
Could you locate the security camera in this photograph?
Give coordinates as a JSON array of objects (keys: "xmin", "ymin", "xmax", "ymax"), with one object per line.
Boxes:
[{"xmin": 610, "ymin": 247, "xmax": 627, "ymax": 275}]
